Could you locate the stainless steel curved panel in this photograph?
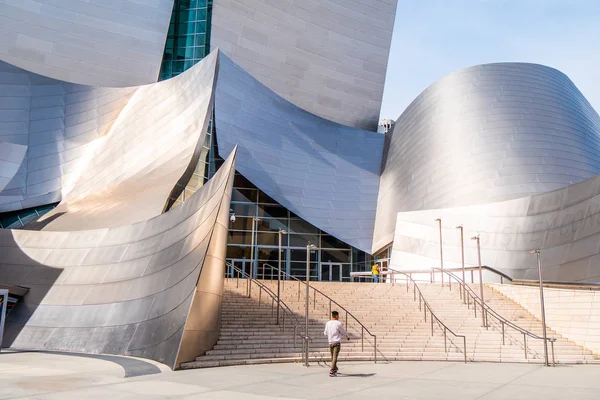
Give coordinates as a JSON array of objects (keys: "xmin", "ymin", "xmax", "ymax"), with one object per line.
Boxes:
[
  {"xmin": 0, "ymin": 0, "xmax": 173, "ymax": 86},
  {"xmin": 374, "ymin": 63, "xmax": 600, "ymax": 252},
  {"xmin": 390, "ymin": 173, "xmax": 600, "ymax": 283},
  {"xmin": 0, "ymin": 60, "xmax": 137, "ymax": 213},
  {"xmin": 1, "ymin": 149, "xmax": 236, "ymax": 369},
  {"xmin": 33, "ymin": 51, "xmax": 219, "ymax": 230},
  {"xmin": 0, "ymin": 50, "xmax": 218, "ymax": 228},
  {"xmin": 211, "ymin": 0, "xmax": 397, "ymax": 130},
  {"xmin": 215, "ymin": 54, "xmax": 384, "ymax": 253}
]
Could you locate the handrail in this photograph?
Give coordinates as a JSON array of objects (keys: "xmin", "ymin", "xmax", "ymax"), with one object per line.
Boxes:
[
  {"xmin": 386, "ymin": 267, "xmax": 468, "ymax": 363},
  {"xmin": 261, "ymin": 263, "xmax": 379, "ymax": 363},
  {"xmin": 440, "ymin": 266, "xmax": 600, "ymax": 290},
  {"xmin": 225, "ymin": 263, "xmax": 308, "ymax": 355},
  {"xmin": 432, "ymin": 268, "xmax": 556, "ymax": 365}
]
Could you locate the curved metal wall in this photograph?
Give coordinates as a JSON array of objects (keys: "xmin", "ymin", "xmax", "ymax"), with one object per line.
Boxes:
[
  {"xmin": 0, "ymin": 0, "xmax": 173, "ymax": 86},
  {"xmin": 390, "ymin": 172, "xmax": 600, "ymax": 283},
  {"xmin": 0, "ymin": 60, "xmax": 137, "ymax": 213},
  {"xmin": 211, "ymin": 0, "xmax": 397, "ymax": 131},
  {"xmin": 1, "ymin": 149, "xmax": 236, "ymax": 369},
  {"xmin": 33, "ymin": 51, "xmax": 218, "ymax": 231},
  {"xmin": 374, "ymin": 63, "xmax": 600, "ymax": 252},
  {"xmin": 0, "ymin": 51, "xmax": 218, "ymax": 227},
  {"xmin": 215, "ymin": 54, "xmax": 384, "ymax": 253}
]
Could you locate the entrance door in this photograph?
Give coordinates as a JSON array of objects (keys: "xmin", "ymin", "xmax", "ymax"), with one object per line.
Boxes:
[
  {"xmin": 320, "ymin": 262, "xmax": 342, "ymax": 281},
  {"xmin": 227, "ymin": 258, "xmax": 251, "ymax": 279}
]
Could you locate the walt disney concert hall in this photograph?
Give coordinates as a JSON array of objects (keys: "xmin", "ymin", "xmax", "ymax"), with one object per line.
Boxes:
[{"xmin": 1, "ymin": 0, "xmax": 600, "ymax": 369}]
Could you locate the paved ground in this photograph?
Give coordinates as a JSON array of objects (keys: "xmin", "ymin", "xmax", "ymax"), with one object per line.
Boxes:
[{"xmin": 2, "ymin": 351, "xmax": 600, "ymax": 399}]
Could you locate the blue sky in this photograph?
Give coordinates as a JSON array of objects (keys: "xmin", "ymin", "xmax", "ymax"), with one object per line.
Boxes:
[{"xmin": 380, "ymin": 0, "xmax": 600, "ymax": 120}]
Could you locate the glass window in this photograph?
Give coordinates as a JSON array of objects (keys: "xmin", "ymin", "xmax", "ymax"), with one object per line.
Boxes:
[
  {"xmin": 257, "ymin": 232, "xmax": 277, "ymax": 246},
  {"xmin": 231, "ymin": 203, "xmax": 255, "ymax": 217},
  {"xmin": 321, "ymin": 249, "xmax": 350, "ymax": 264},
  {"xmin": 257, "ymin": 217, "xmax": 288, "ymax": 233},
  {"xmin": 226, "ymin": 246, "xmax": 250, "ymax": 259},
  {"xmin": 259, "ymin": 204, "xmax": 288, "ymax": 219},
  {"xmin": 289, "ymin": 233, "xmax": 319, "ymax": 247},
  {"xmin": 289, "ymin": 219, "xmax": 318, "ymax": 234},
  {"xmin": 232, "ymin": 188, "xmax": 257, "ymax": 203},
  {"xmin": 321, "ymin": 234, "xmax": 350, "ymax": 250},
  {"xmin": 229, "ymin": 216, "xmax": 253, "ymax": 231},
  {"xmin": 228, "ymin": 231, "xmax": 253, "ymax": 245}
]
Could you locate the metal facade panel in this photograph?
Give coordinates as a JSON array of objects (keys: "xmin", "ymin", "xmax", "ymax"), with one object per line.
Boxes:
[
  {"xmin": 215, "ymin": 54, "xmax": 384, "ymax": 253},
  {"xmin": 389, "ymin": 173, "xmax": 600, "ymax": 282},
  {"xmin": 0, "ymin": 0, "xmax": 173, "ymax": 86},
  {"xmin": 374, "ymin": 63, "xmax": 600, "ymax": 252},
  {"xmin": 211, "ymin": 0, "xmax": 397, "ymax": 131},
  {"xmin": 1, "ymin": 149, "xmax": 236, "ymax": 369}
]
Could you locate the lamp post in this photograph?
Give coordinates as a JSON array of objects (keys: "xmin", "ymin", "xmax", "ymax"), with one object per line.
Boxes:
[
  {"xmin": 304, "ymin": 242, "xmax": 317, "ymax": 366},
  {"xmin": 435, "ymin": 218, "xmax": 444, "ymax": 286},
  {"xmin": 276, "ymin": 229, "xmax": 287, "ymax": 325},
  {"xmin": 531, "ymin": 249, "xmax": 549, "ymax": 366},
  {"xmin": 471, "ymin": 235, "xmax": 486, "ymax": 327},
  {"xmin": 456, "ymin": 225, "xmax": 466, "ymax": 303},
  {"xmin": 249, "ymin": 217, "xmax": 261, "ymax": 297}
]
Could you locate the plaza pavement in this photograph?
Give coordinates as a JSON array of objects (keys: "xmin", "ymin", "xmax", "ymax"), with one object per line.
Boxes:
[{"xmin": 1, "ymin": 350, "xmax": 600, "ymax": 399}]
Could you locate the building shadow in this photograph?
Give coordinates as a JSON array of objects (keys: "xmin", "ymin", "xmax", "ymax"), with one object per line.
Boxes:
[{"xmin": 1, "ymin": 231, "xmax": 63, "ymax": 348}]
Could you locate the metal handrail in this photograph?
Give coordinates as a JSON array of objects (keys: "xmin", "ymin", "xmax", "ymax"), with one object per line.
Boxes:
[
  {"xmin": 225, "ymin": 263, "xmax": 308, "ymax": 357},
  {"xmin": 386, "ymin": 267, "xmax": 468, "ymax": 363},
  {"xmin": 261, "ymin": 263, "xmax": 379, "ymax": 363},
  {"xmin": 439, "ymin": 266, "xmax": 600, "ymax": 291},
  {"xmin": 432, "ymin": 268, "xmax": 556, "ymax": 365}
]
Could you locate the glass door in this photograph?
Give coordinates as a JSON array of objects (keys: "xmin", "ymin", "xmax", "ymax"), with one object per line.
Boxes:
[
  {"xmin": 227, "ymin": 258, "xmax": 251, "ymax": 279},
  {"xmin": 320, "ymin": 262, "xmax": 343, "ymax": 281}
]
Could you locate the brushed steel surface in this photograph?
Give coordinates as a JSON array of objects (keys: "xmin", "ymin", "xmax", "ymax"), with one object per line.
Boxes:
[
  {"xmin": 0, "ymin": 50, "xmax": 236, "ymax": 369},
  {"xmin": 215, "ymin": 54, "xmax": 384, "ymax": 253},
  {"xmin": 389, "ymin": 172, "xmax": 600, "ymax": 283},
  {"xmin": 375, "ymin": 63, "xmax": 600, "ymax": 252},
  {"xmin": 211, "ymin": 0, "xmax": 397, "ymax": 130},
  {"xmin": 0, "ymin": 0, "xmax": 173, "ymax": 86}
]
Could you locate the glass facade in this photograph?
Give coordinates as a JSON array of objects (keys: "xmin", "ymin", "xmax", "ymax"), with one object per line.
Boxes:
[
  {"xmin": 225, "ymin": 173, "xmax": 373, "ymax": 282},
  {"xmin": 169, "ymin": 111, "xmax": 216, "ymax": 209},
  {"xmin": 0, "ymin": 203, "xmax": 57, "ymax": 229},
  {"xmin": 159, "ymin": 0, "xmax": 213, "ymax": 80}
]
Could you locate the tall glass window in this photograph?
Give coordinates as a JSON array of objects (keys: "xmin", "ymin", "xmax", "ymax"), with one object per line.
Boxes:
[
  {"xmin": 225, "ymin": 172, "xmax": 372, "ymax": 282},
  {"xmin": 159, "ymin": 0, "xmax": 213, "ymax": 80}
]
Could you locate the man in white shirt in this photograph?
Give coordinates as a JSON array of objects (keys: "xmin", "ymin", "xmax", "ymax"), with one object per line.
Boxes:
[{"xmin": 324, "ymin": 311, "xmax": 349, "ymax": 376}]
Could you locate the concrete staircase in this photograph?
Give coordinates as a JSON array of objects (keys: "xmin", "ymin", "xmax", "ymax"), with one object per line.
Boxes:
[{"xmin": 180, "ymin": 278, "xmax": 599, "ymax": 369}]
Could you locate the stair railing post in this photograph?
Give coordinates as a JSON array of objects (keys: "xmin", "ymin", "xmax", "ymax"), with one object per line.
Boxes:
[
  {"xmin": 523, "ymin": 333, "xmax": 527, "ymax": 359},
  {"xmin": 361, "ymin": 327, "xmax": 364, "ymax": 352},
  {"xmin": 531, "ymin": 249, "xmax": 549, "ymax": 367},
  {"xmin": 471, "ymin": 234, "xmax": 486, "ymax": 328},
  {"xmin": 463, "ymin": 337, "xmax": 467, "ymax": 363},
  {"xmin": 551, "ymin": 340, "xmax": 555, "ymax": 366},
  {"xmin": 435, "ymin": 218, "xmax": 444, "ymax": 287},
  {"xmin": 277, "ymin": 230, "xmax": 287, "ymax": 326},
  {"xmin": 456, "ymin": 225, "xmax": 466, "ymax": 303},
  {"xmin": 501, "ymin": 321, "xmax": 505, "ymax": 345},
  {"xmin": 374, "ymin": 336, "xmax": 377, "ymax": 364},
  {"xmin": 444, "ymin": 327, "xmax": 447, "ymax": 353},
  {"xmin": 431, "ymin": 310, "xmax": 434, "ymax": 336}
]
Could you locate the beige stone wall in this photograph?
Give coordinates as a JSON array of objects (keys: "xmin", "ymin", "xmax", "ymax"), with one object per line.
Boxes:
[{"xmin": 490, "ymin": 284, "xmax": 600, "ymax": 355}]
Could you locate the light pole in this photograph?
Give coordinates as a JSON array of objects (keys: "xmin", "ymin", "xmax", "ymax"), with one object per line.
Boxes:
[
  {"xmin": 531, "ymin": 249, "xmax": 549, "ymax": 366},
  {"xmin": 276, "ymin": 229, "xmax": 287, "ymax": 325},
  {"xmin": 304, "ymin": 242, "xmax": 317, "ymax": 366},
  {"xmin": 456, "ymin": 225, "xmax": 466, "ymax": 303},
  {"xmin": 435, "ymin": 218, "xmax": 444, "ymax": 286},
  {"xmin": 471, "ymin": 235, "xmax": 486, "ymax": 327},
  {"xmin": 249, "ymin": 217, "xmax": 261, "ymax": 297}
]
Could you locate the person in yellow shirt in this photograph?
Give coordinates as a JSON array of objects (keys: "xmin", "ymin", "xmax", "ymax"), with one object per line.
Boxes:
[{"xmin": 371, "ymin": 263, "xmax": 380, "ymax": 283}]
